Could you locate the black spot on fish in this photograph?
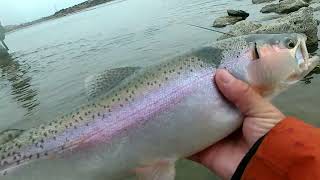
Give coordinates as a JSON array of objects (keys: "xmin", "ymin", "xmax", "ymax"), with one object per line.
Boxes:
[{"xmin": 37, "ymin": 153, "xmax": 40, "ymax": 158}]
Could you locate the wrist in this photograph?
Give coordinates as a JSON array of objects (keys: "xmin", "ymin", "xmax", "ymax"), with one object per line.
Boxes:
[{"xmin": 231, "ymin": 136, "xmax": 266, "ymax": 179}]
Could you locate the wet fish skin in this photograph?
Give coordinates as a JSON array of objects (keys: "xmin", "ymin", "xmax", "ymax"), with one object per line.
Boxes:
[{"xmin": 0, "ymin": 33, "xmax": 318, "ymax": 180}]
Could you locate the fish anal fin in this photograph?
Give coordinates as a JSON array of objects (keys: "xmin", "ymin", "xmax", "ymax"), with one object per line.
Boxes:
[
  {"xmin": 85, "ymin": 67, "xmax": 141, "ymax": 99},
  {"xmin": 134, "ymin": 159, "xmax": 176, "ymax": 180}
]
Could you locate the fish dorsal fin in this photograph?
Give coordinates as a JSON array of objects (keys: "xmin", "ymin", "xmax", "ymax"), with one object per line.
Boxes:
[
  {"xmin": 0, "ymin": 129, "xmax": 24, "ymax": 144},
  {"xmin": 85, "ymin": 67, "xmax": 141, "ymax": 98},
  {"xmin": 135, "ymin": 159, "xmax": 176, "ymax": 180}
]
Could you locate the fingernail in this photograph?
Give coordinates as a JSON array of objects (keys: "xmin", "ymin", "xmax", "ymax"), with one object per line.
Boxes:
[{"xmin": 218, "ymin": 69, "xmax": 233, "ymax": 85}]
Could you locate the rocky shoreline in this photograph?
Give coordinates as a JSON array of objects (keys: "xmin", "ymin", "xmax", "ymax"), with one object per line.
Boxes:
[
  {"xmin": 4, "ymin": 0, "xmax": 113, "ymax": 33},
  {"xmin": 212, "ymin": 0, "xmax": 320, "ymax": 52}
]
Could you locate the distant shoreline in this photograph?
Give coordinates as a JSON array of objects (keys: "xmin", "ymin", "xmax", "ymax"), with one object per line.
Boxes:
[{"xmin": 4, "ymin": 0, "xmax": 114, "ymax": 33}]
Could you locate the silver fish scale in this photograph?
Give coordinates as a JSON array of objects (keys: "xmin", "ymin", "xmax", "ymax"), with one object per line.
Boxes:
[{"xmin": 0, "ymin": 53, "xmax": 215, "ymax": 175}]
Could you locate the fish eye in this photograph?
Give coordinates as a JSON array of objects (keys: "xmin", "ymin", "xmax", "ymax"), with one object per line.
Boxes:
[{"xmin": 285, "ymin": 39, "xmax": 296, "ymax": 49}]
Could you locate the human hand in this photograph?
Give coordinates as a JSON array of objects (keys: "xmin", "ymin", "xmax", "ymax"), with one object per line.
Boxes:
[{"xmin": 190, "ymin": 69, "xmax": 285, "ymax": 179}]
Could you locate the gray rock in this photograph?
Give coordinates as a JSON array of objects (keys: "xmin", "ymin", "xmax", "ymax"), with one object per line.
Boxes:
[
  {"xmin": 218, "ymin": 7, "xmax": 318, "ymax": 52},
  {"xmin": 261, "ymin": 0, "xmax": 309, "ymax": 14},
  {"xmin": 212, "ymin": 16, "xmax": 244, "ymax": 28},
  {"xmin": 252, "ymin": 0, "xmax": 276, "ymax": 4},
  {"xmin": 309, "ymin": 0, "xmax": 320, "ymax": 3},
  {"xmin": 218, "ymin": 21, "xmax": 263, "ymax": 40},
  {"xmin": 313, "ymin": 5, "xmax": 320, "ymax": 11},
  {"xmin": 227, "ymin": 10, "xmax": 250, "ymax": 19}
]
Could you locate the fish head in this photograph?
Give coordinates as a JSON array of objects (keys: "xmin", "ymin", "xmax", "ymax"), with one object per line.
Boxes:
[{"xmin": 220, "ymin": 33, "xmax": 319, "ymax": 98}]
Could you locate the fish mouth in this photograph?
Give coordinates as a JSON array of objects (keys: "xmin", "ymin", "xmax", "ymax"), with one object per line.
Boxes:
[
  {"xmin": 287, "ymin": 37, "xmax": 320, "ymax": 82},
  {"xmin": 253, "ymin": 42, "xmax": 260, "ymax": 60}
]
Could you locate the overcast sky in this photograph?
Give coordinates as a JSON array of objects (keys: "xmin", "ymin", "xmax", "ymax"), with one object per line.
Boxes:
[{"xmin": 0, "ymin": 0, "xmax": 88, "ymax": 25}]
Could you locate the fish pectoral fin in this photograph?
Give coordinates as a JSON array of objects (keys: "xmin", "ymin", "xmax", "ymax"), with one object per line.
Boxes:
[
  {"xmin": 85, "ymin": 66, "xmax": 141, "ymax": 99},
  {"xmin": 134, "ymin": 159, "xmax": 176, "ymax": 180},
  {"xmin": 0, "ymin": 129, "xmax": 24, "ymax": 144}
]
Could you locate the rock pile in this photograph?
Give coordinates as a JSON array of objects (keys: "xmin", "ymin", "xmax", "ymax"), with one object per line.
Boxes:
[
  {"xmin": 213, "ymin": 10, "xmax": 250, "ymax": 28},
  {"xmin": 218, "ymin": 7, "xmax": 318, "ymax": 52}
]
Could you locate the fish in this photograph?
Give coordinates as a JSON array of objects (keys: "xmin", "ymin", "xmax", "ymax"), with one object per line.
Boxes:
[{"xmin": 0, "ymin": 33, "xmax": 318, "ymax": 180}]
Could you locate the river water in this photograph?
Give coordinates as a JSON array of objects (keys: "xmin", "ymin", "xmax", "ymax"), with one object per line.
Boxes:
[{"xmin": 0, "ymin": 0, "xmax": 319, "ymax": 179}]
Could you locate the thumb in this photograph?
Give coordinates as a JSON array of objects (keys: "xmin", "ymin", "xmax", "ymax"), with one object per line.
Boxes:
[{"xmin": 215, "ymin": 69, "xmax": 264, "ymax": 115}]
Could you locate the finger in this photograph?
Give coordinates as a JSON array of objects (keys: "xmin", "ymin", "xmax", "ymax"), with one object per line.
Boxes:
[{"xmin": 215, "ymin": 69, "xmax": 265, "ymax": 115}]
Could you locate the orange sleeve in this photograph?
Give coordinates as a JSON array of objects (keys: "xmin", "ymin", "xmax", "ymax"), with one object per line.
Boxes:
[{"xmin": 242, "ymin": 117, "xmax": 320, "ymax": 180}]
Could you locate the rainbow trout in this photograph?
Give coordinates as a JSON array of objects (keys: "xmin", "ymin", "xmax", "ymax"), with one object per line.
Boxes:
[{"xmin": 0, "ymin": 33, "xmax": 318, "ymax": 180}]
